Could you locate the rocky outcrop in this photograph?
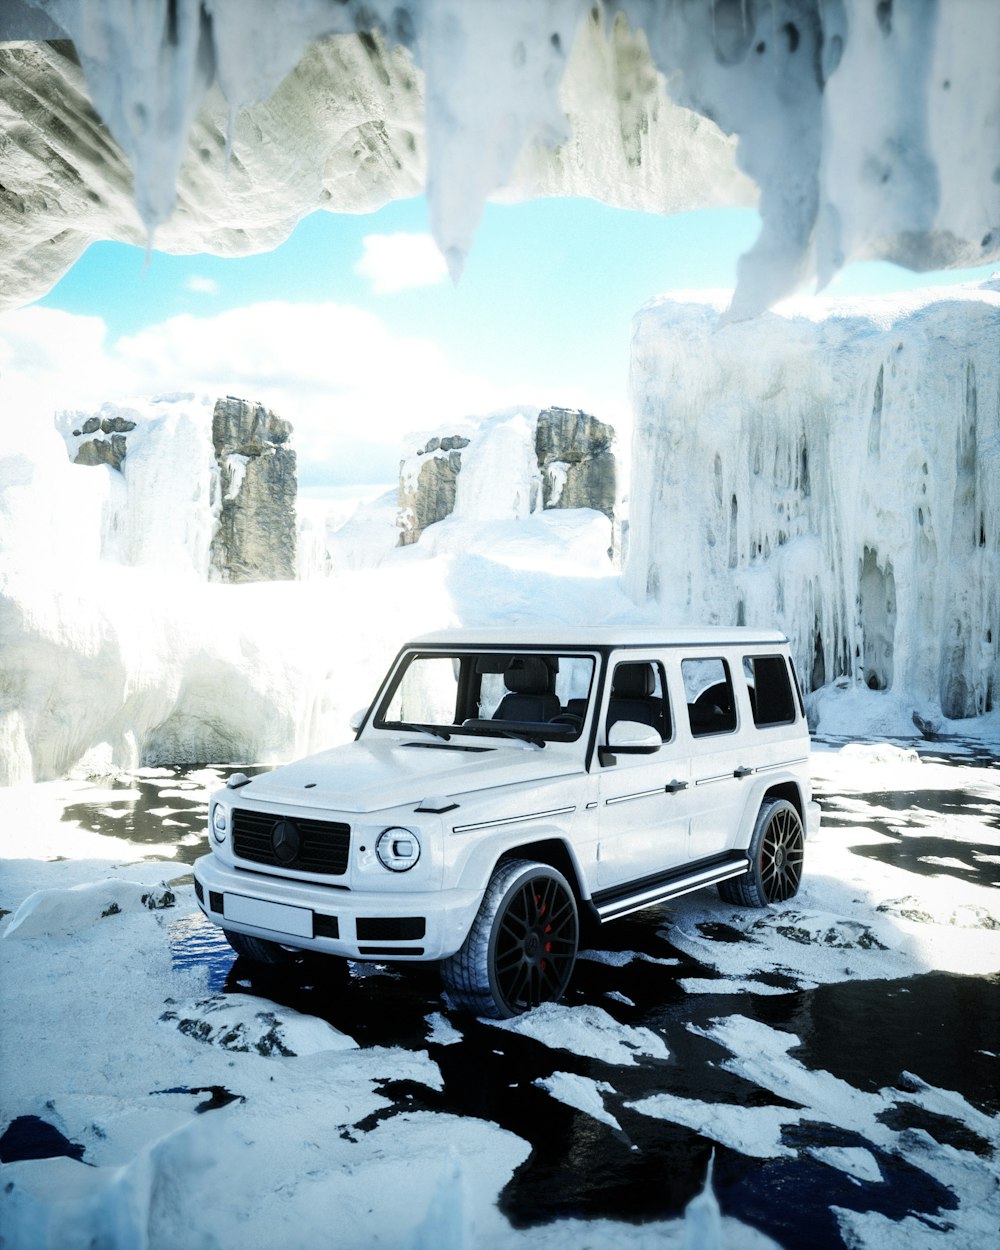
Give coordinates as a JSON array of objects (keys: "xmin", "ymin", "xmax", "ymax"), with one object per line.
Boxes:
[
  {"xmin": 68, "ymin": 406, "xmax": 139, "ymax": 471},
  {"xmin": 396, "ymin": 434, "xmax": 470, "ymax": 547},
  {"xmin": 396, "ymin": 410, "xmax": 616, "ymax": 546},
  {"xmin": 536, "ymin": 407, "xmax": 616, "ymax": 520},
  {"xmin": 209, "ymin": 398, "xmax": 297, "ymax": 583}
]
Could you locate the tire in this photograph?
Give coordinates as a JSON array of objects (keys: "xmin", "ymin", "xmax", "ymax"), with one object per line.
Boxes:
[
  {"xmin": 223, "ymin": 928, "xmax": 295, "ymax": 965},
  {"xmin": 718, "ymin": 798, "xmax": 804, "ymax": 907},
  {"xmin": 441, "ymin": 859, "xmax": 579, "ymax": 1018}
]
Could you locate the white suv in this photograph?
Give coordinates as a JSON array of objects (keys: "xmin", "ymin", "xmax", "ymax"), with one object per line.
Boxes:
[{"xmin": 194, "ymin": 628, "xmax": 820, "ymax": 1017}]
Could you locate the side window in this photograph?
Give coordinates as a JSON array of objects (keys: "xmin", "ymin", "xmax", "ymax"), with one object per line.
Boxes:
[
  {"xmin": 682, "ymin": 657, "xmax": 737, "ymax": 736},
  {"xmin": 606, "ymin": 661, "xmax": 672, "ymax": 740},
  {"xmin": 743, "ymin": 655, "xmax": 797, "ymax": 727}
]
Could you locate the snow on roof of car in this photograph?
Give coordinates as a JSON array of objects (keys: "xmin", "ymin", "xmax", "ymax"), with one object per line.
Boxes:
[{"xmin": 407, "ymin": 626, "xmax": 789, "ymax": 648}]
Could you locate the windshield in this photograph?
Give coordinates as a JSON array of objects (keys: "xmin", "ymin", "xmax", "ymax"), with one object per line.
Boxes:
[{"xmin": 373, "ymin": 650, "xmax": 596, "ymax": 743}]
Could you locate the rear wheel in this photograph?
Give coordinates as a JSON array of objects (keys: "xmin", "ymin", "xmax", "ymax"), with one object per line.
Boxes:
[
  {"xmin": 441, "ymin": 859, "xmax": 579, "ymax": 1018},
  {"xmin": 718, "ymin": 798, "xmax": 804, "ymax": 907},
  {"xmin": 223, "ymin": 929, "xmax": 295, "ymax": 964}
]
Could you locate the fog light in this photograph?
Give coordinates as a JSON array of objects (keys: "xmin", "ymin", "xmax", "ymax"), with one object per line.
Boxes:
[{"xmin": 376, "ymin": 827, "xmax": 421, "ymax": 872}]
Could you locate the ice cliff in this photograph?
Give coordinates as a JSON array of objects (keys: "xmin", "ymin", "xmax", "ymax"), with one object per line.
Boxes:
[
  {"xmin": 1, "ymin": 1, "xmax": 997, "ymax": 315},
  {"xmin": 626, "ymin": 278, "xmax": 1000, "ymax": 722}
]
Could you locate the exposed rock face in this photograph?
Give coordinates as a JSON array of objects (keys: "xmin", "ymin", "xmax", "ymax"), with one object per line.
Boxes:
[
  {"xmin": 536, "ymin": 407, "xmax": 616, "ymax": 519},
  {"xmin": 209, "ymin": 398, "xmax": 297, "ymax": 583},
  {"xmin": 74, "ymin": 433, "xmax": 128, "ymax": 470},
  {"xmin": 396, "ymin": 410, "xmax": 616, "ymax": 545},
  {"xmin": 396, "ymin": 434, "xmax": 470, "ymax": 547},
  {"xmin": 66, "ymin": 404, "xmax": 138, "ymax": 471}
]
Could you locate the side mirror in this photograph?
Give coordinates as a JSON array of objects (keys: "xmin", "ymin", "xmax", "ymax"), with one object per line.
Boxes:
[
  {"xmin": 349, "ymin": 707, "xmax": 369, "ymax": 734},
  {"xmin": 608, "ymin": 720, "xmax": 661, "ymax": 752},
  {"xmin": 601, "ymin": 720, "xmax": 662, "ymax": 764}
]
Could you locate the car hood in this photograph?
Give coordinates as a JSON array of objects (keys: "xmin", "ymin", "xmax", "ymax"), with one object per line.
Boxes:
[{"xmin": 229, "ymin": 735, "xmax": 584, "ymax": 815}]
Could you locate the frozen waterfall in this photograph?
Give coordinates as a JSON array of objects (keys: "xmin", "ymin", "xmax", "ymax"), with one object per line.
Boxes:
[{"xmin": 625, "ymin": 279, "xmax": 1000, "ymax": 724}]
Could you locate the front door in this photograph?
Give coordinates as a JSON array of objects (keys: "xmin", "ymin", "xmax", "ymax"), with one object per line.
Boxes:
[{"xmin": 595, "ymin": 655, "xmax": 692, "ymax": 889}]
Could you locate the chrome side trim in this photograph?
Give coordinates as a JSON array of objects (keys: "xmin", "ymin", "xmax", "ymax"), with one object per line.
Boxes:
[
  {"xmin": 605, "ymin": 787, "xmax": 665, "ymax": 807},
  {"xmin": 694, "ymin": 772, "xmax": 735, "ymax": 786},
  {"xmin": 595, "ymin": 858, "xmax": 750, "ymax": 921},
  {"xmin": 452, "ymin": 806, "xmax": 576, "ymax": 834},
  {"xmin": 755, "ymin": 756, "xmax": 809, "ymax": 772}
]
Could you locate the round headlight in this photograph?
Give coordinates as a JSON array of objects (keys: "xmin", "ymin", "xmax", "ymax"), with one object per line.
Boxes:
[
  {"xmin": 211, "ymin": 804, "xmax": 228, "ymax": 843},
  {"xmin": 376, "ymin": 827, "xmax": 421, "ymax": 872}
]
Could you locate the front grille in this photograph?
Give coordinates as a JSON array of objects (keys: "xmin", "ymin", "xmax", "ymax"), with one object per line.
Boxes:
[{"xmin": 232, "ymin": 809, "xmax": 350, "ymax": 875}]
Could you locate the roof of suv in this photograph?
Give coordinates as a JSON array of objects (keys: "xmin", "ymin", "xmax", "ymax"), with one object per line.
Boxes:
[{"xmin": 408, "ymin": 626, "xmax": 789, "ymax": 648}]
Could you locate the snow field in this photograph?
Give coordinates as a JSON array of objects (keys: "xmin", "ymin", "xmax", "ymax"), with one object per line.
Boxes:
[{"xmin": 1, "ymin": 743, "xmax": 998, "ymax": 1248}]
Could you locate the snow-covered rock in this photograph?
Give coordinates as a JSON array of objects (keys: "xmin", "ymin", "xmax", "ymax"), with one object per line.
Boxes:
[
  {"xmin": 1, "ymin": 1, "xmax": 996, "ymax": 315},
  {"xmin": 398, "ymin": 407, "xmax": 619, "ymax": 547},
  {"xmin": 3, "ymin": 879, "xmax": 175, "ymax": 940},
  {"xmin": 626, "ymin": 279, "xmax": 1000, "ymax": 723}
]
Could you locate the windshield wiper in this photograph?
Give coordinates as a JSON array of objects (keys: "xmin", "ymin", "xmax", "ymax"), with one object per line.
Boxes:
[
  {"xmin": 458, "ymin": 719, "xmax": 546, "ymax": 747},
  {"xmin": 390, "ymin": 722, "xmax": 452, "ymax": 741}
]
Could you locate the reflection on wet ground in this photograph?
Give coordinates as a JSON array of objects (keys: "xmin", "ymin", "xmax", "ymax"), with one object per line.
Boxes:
[
  {"xmin": 60, "ymin": 765, "xmax": 267, "ymax": 866},
  {"xmin": 57, "ymin": 747, "xmax": 1000, "ymax": 1249}
]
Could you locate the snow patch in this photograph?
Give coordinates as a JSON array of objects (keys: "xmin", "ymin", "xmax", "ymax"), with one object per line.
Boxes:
[
  {"xmin": 487, "ymin": 1002, "xmax": 669, "ymax": 1066},
  {"xmin": 158, "ymin": 993, "xmax": 357, "ymax": 1056},
  {"xmin": 4, "ymin": 879, "xmax": 175, "ymax": 939}
]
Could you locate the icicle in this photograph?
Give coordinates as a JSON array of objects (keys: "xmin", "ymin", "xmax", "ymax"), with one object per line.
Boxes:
[{"xmin": 680, "ymin": 1149, "xmax": 723, "ymax": 1250}]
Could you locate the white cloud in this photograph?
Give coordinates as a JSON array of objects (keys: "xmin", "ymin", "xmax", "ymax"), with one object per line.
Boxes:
[
  {"xmin": 185, "ymin": 274, "xmax": 219, "ymax": 295},
  {"xmin": 0, "ymin": 302, "xmax": 529, "ymax": 485},
  {"xmin": 353, "ymin": 233, "xmax": 449, "ymax": 295}
]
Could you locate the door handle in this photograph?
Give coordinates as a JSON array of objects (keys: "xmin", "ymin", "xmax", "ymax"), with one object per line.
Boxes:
[
  {"xmin": 665, "ymin": 779, "xmax": 688, "ymax": 793},
  {"xmin": 734, "ymin": 766, "xmax": 753, "ymax": 779}
]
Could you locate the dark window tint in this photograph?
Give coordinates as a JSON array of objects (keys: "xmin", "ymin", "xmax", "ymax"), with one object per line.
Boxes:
[
  {"xmin": 743, "ymin": 655, "xmax": 797, "ymax": 727},
  {"xmin": 682, "ymin": 658, "xmax": 737, "ymax": 736}
]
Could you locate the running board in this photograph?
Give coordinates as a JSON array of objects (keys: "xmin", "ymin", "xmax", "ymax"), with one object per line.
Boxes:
[{"xmin": 590, "ymin": 852, "xmax": 750, "ymax": 922}]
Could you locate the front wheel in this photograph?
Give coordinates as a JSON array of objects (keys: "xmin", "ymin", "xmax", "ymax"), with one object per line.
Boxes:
[
  {"xmin": 223, "ymin": 929, "xmax": 295, "ymax": 965},
  {"xmin": 441, "ymin": 859, "xmax": 579, "ymax": 1018},
  {"xmin": 718, "ymin": 798, "xmax": 804, "ymax": 907}
]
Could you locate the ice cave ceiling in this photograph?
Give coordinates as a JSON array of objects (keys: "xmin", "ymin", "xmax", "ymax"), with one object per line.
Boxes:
[{"xmin": 1, "ymin": 0, "xmax": 998, "ymax": 318}]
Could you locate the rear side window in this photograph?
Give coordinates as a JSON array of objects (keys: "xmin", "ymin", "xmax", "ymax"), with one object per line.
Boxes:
[
  {"xmin": 682, "ymin": 658, "xmax": 737, "ymax": 736},
  {"xmin": 743, "ymin": 655, "xmax": 797, "ymax": 727}
]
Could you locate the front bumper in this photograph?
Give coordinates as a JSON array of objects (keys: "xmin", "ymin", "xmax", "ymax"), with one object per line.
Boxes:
[
  {"xmin": 806, "ymin": 799, "xmax": 821, "ymax": 839},
  {"xmin": 193, "ymin": 853, "xmax": 482, "ymax": 962}
]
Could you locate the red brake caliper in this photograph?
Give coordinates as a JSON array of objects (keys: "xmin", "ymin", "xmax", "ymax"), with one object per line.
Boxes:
[{"xmin": 535, "ymin": 891, "xmax": 551, "ymax": 970}]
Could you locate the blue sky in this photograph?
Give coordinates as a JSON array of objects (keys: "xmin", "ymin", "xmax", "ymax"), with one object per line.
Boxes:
[{"xmin": 22, "ymin": 195, "xmax": 998, "ymax": 488}]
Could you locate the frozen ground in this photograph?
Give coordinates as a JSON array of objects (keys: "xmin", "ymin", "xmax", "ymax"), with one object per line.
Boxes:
[{"xmin": 1, "ymin": 738, "xmax": 997, "ymax": 1249}]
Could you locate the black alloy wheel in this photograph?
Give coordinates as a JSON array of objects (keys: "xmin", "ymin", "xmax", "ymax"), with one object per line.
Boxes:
[{"xmin": 441, "ymin": 859, "xmax": 579, "ymax": 1017}]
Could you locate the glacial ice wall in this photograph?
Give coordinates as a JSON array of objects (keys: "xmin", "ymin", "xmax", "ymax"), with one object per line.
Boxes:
[
  {"xmin": 625, "ymin": 280, "xmax": 1000, "ymax": 721},
  {"xmin": 2, "ymin": 0, "xmax": 997, "ymax": 315}
]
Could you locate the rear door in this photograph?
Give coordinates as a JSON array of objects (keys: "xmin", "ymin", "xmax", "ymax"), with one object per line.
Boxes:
[{"xmin": 679, "ymin": 651, "xmax": 755, "ymax": 859}]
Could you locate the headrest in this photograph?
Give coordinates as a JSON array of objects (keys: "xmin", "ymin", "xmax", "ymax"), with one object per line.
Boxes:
[
  {"xmin": 611, "ymin": 663, "xmax": 655, "ymax": 698},
  {"xmin": 504, "ymin": 656, "xmax": 551, "ymax": 695}
]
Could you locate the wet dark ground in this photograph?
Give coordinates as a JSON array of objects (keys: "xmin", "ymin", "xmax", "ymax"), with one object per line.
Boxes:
[{"xmin": 50, "ymin": 748, "xmax": 1000, "ymax": 1247}]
